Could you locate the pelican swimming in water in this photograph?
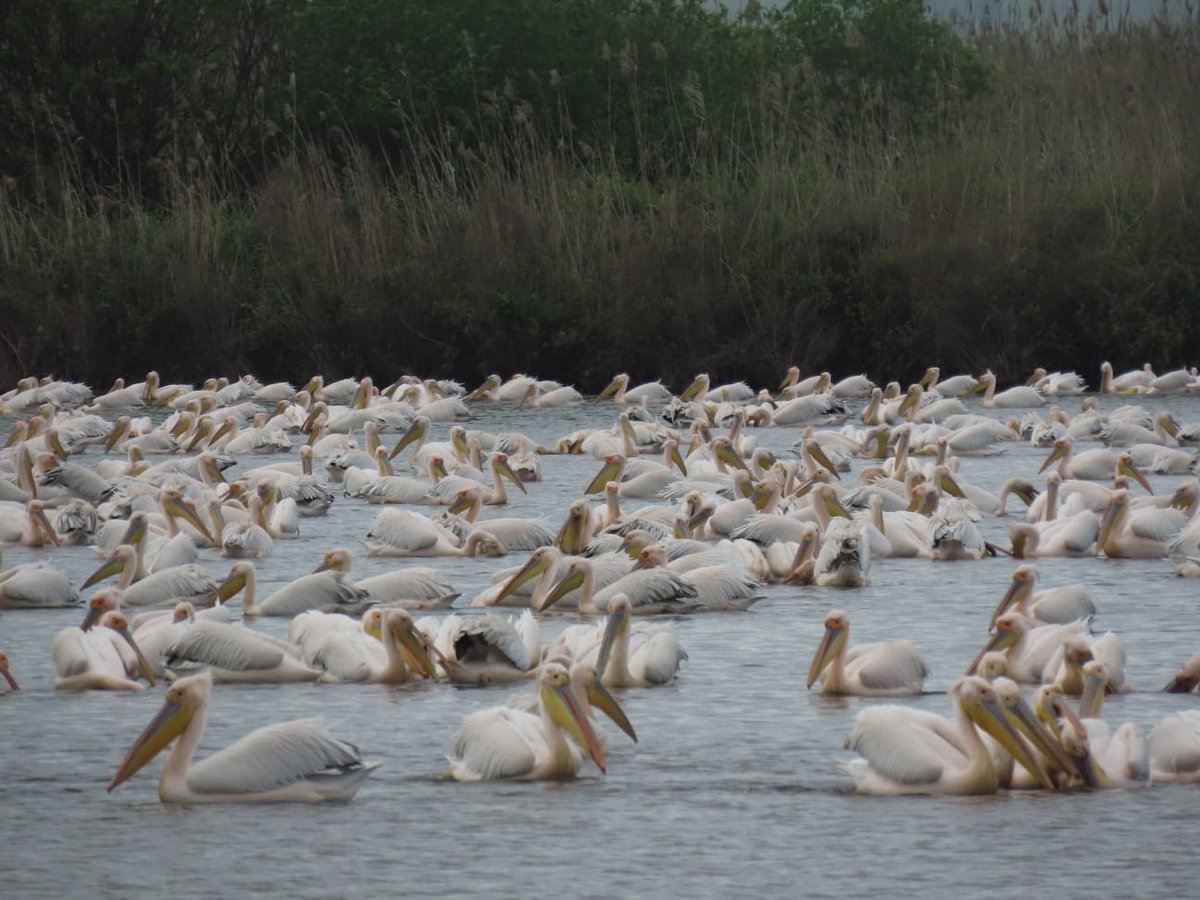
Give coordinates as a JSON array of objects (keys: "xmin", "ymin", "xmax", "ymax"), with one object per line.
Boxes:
[
  {"xmin": 842, "ymin": 676, "xmax": 1055, "ymax": 795},
  {"xmin": 304, "ymin": 608, "xmax": 437, "ymax": 683},
  {"xmin": 988, "ymin": 565, "xmax": 1096, "ymax": 627},
  {"xmin": 53, "ymin": 605, "xmax": 156, "ymax": 691},
  {"xmin": 214, "ymin": 560, "xmax": 368, "ymax": 618},
  {"xmin": 589, "ymin": 594, "xmax": 688, "ymax": 687},
  {"xmin": 1149, "ymin": 710, "xmax": 1200, "ymax": 783},
  {"xmin": 807, "ymin": 610, "xmax": 927, "ymax": 696},
  {"xmin": 595, "ymin": 373, "xmax": 673, "ymax": 405},
  {"xmin": 973, "ymin": 372, "xmax": 1045, "ymax": 409},
  {"xmin": 0, "ymin": 549, "xmax": 79, "ymax": 608},
  {"xmin": 82, "ymin": 545, "xmax": 220, "ymax": 608},
  {"xmin": 445, "ymin": 661, "xmax": 610, "ymax": 781},
  {"xmin": 107, "ymin": 671, "xmax": 378, "ymax": 802}
]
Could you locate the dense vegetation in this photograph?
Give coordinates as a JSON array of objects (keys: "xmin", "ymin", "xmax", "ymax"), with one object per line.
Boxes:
[{"xmin": 0, "ymin": 0, "xmax": 1196, "ymax": 389}]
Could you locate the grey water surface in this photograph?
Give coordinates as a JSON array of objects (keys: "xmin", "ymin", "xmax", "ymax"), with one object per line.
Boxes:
[{"xmin": 1, "ymin": 391, "xmax": 1198, "ymax": 899}]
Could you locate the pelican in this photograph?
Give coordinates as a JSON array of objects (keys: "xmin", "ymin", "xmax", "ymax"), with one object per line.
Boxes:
[
  {"xmin": 434, "ymin": 611, "xmax": 541, "ymax": 684},
  {"xmin": 541, "ymin": 556, "xmax": 699, "ymax": 615},
  {"xmin": 82, "ymin": 545, "xmax": 219, "ymax": 608},
  {"xmin": 967, "ymin": 613, "xmax": 1090, "ymax": 684},
  {"xmin": 53, "ymin": 607, "xmax": 156, "ymax": 691},
  {"xmin": 304, "ymin": 608, "xmax": 437, "ymax": 683},
  {"xmin": 1009, "ymin": 514, "xmax": 1100, "ymax": 558},
  {"xmin": 1162, "ymin": 651, "xmax": 1200, "ymax": 693},
  {"xmin": 446, "ymin": 662, "xmax": 609, "ymax": 781},
  {"xmin": 1096, "ymin": 489, "xmax": 1173, "ymax": 558},
  {"xmin": 215, "ymin": 560, "xmax": 369, "ymax": 618},
  {"xmin": 988, "ymin": 565, "xmax": 1095, "ymax": 626},
  {"xmin": 813, "ymin": 520, "xmax": 873, "ymax": 586},
  {"xmin": 364, "ymin": 508, "xmax": 506, "ymax": 558},
  {"xmin": 107, "ymin": 672, "xmax": 378, "ymax": 802},
  {"xmin": 441, "ymin": 485, "xmax": 554, "ymax": 551},
  {"xmin": 0, "ymin": 500, "xmax": 59, "ymax": 547},
  {"xmin": 842, "ymin": 676, "xmax": 1054, "ymax": 795},
  {"xmin": 0, "ymin": 550, "xmax": 79, "ymax": 608},
  {"xmin": 1040, "ymin": 439, "xmax": 1154, "ymax": 488},
  {"xmin": 591, "ymin": 594, "xmax": 688, "ymax": 687},
  {"xmin": 807, "ymin": 610, "xmax": 926, "ymax": 696},
  {"xmin": 1074, "ymin": 661, "xmax": 1151, "ymax": 789},
  {"xmin": 974, "ymin": 372, "xmax": 1045, "ymax": 409},
  {"xmin": 313, "ymin": 548, "xmax": 460, "ymax": 609},
  {"xmin": 595, "ymin": 374, "xmax": 673, "ymax": 404}
]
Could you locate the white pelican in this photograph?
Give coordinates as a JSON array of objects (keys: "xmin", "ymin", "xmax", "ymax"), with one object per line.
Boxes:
[
  {"xmin": 441, "ymin": 485, "xmax": 554, "ymax": 551},
  {"xmin": 967, "ymin": 612, "xmax": 1090, "ymax": 684},
  {"xmin": 1009, "ymin": 514, "xmax": 1100, "ymax": 558},
  {"xmin": 53, "ymin": 607, "xmax": 156, "ymax": 691},
  {"xmin": 215, "ymin": 560, "xmax": 368, "ymax": 618},
  {"xmin": 446, "ymin": 661, "xmax": 608, "ymax": 781},
  {"xmin": 1040, "ymin": 439, "xmax": 1154, "ymax": 488},
  {"xmin": 1149, "ymin": 710, "xmax": 1200, "ymax": 783},
  {"xmin": 364, "ymin": 508, "xmax": 506, "ymax": 558},
  {"xmin": 0, "ymin": 550, "xmax": 79, "ymax": 608},
  {"xmin": 842, "ymin": 676, "xmax": 1054, "ymax": 795},
  {"xmin": 592, "ymin": 594, "xmax": 687, "ymax": 687},
  {"xmin": 434, "ymin": 611, "xmax": 541, "ymax": 684},
  {"xmin": 595, "ymin": 374, "xmax": 673, "ymax": 404},
  {"xmin": 813, "ymin": 519, "xmax": 873, "ymax": 586},
  {"xmin": 312, "ymin": 547, "xmax": 460, "ymax": 609},
  {"xmin": 0, "ymin": 500, "xmax": 60, "ymax": 547},
  {"xmin": 1099, "ymin": 361, "xmax": 1155, "ymax": 394},
  {"xmin": 807, "ymin": 610, "xmax": 927, "ymax": 696},
  {"xmin": 919, "ymin": 367, "xmax": 979, "ymax": 398},
  {"xmin": 218, "ymin": 494, "xmax": 274, "ymax": 559},
  {"xmin": 1074, "ymin": 661, "xmax": 1150, "ymax": 789},
  {"xmin": 974, "ymin": 372, "xmax": 1045, "ymax": 409},
  {"xmin": 305, "ymin": 608, "xmax": 437, "ymax": 683},
  {"xmin": 82, "ymin": 545, "xmax": 220, "ymax": 608},
  {"xmin": 161, "ymin": 617, "xmax": 327, "ymax": 683},
  {"xmin": 1096, "ymin": 489, "xmax": 1173, "ymax": 558},
  {"xmin": 988, "ymin": 565, "xmax": 1095, "ymax": 626},
  {"xmin": 541, "ymin": 556, "xmax": 700, "ymax": 615},
  {"xmin": 107, "ymin": 671, "xmax": 377, "ymax": 802}
]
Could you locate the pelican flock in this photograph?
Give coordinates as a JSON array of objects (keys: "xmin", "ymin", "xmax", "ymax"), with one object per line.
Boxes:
[{"xmin": 2, "ymin": 360, "xmax": 1200, "ymax": 814}]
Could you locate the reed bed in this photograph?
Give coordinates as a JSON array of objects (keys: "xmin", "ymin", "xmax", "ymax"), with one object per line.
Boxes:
[{"xmin": 0, "ymin": 1, "xmax": 1196, "ymax": 388}]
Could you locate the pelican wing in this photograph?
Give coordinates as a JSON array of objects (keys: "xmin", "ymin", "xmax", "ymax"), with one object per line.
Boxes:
[
  {"xmin": 845, "ymin": 706, "xmax": 966, "ymax": 785},
  {"xmin": 166, "ymin": 621, "xmax": 286, "ymax": 671},
  {"xmin": 449, "ymin": 708, "xmax": 542, "ymax": 781},
  {"xmin": 594, "ymin": 569, "xmax": 698, "ymax": 612},
  {"xmin": 365, "ymin": 509, "xmax": 448, "ymax": 552},
  {"xmin": 261, "ymin": 572, "xmax": 369, "ymax": 616},
  {"xmin": 474, "ymin": 518, "xmax": 554, "ymax": 551},
  {"xmin": 450, "ymin": 614, "xmax": 535, "ymax": 670},
  {"xmin": 310, "ymin": 631, "xmax": 385, "ymax": 681},
  {"xmin": 846, "ymin": 641, "xmax": 928, "ymax": 692},
  {"xmin": 123, "ymin": 565, "xmax": 219, "ymax": 607},
  {"xmin": 633, "ymin": 629, "xmax": 688, "ymax": 684},
  {"xmin": 731, "ymin": 515, "xmax": 811, "ymax": 547},
  {"xmin": 0, "ymin": 564, "xmax": 79, "ymax": 608},
  {"xmin": 187, "ymin": 718, "xmax": 369, "ymax": 794},
  {"xmin": 356, "ymin": 568, "xmax": 458, "ymax": 603}
]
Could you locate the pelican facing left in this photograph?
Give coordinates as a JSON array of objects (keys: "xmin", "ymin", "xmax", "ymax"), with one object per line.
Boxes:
[{"xmin": 107, "ymin": 672, "xmax": 378, "ymax": 802}]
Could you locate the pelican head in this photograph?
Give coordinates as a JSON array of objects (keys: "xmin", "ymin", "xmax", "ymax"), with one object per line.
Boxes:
[
  {"xmin": 975, "ymin": 652, "xmax": 1009, "ymax": 681},
  {"xmin": 539, "ymin": 662, "xmax": 606, "ymax": 774},
  {"xmin": 807, "ymin": 609, "xmax": 850, "ymax": 689},
  {"xmin": 314, "ymin": 547, "xmax": 356, "ymax": 574},
  {"xmin": 595, "ymin": 373, "xmax": 629, "ymax": 401},
  {"xmin": 990, "ymin": 565, "xmax": 1037, "ymax": 627},
  {"xmin": 585, "ymin": 454, "xmax": 625, "ymax": 495},
  {"xmin": 82, "ymin": 543, "xmax": 135, "ymax": 589},
  {"xmin": 1038, "ymin": 438, "xmax": 1071, "ymax": 475},
  {"xmin": 596, "ymin": 594, "xmax": 633, "ymax": 675},
  {"xmin": 0, "ymin": 650, "xmax": 19, "ymax": 691},
  {"xmin": 991, "ymin": 676, "xmax": 1080, "ymax": 783},
  {"xmin": 212, "ymin": 561, "xmax": 255, "ymax": 606},
  {"xmin": 389, "ymin": 416, "xmax": 430, "ymax": 460},
  {"xmin": 541, "ymin": 559, "xmax": 589, "ymax": 612},
  {"xmin": 1114, "ymin": 453, "xmax": 1153, "ymax": 495},
  {"xmin": 631, "ymin": 546, "xmax": 668, "ymax": 571},
  {"xmin": 362, "ymin": 608, "xmax": 439, "ymax": 678},
  {"xmin": 965, "ymin": 613, "xmax": 1027, "ymax": 675},
  {"xmin": 553, "ymin": 500, "xmax": 591, "ymax": 555},
  {"xmin": 494, "ymin": 546, "xmax": 560, "ymax": 605},
  {"xmin": 160, "ymin": 488, "xmax": 214, "ymax": 544},
  {"xmin": 489, "ymin": 452, "xmax": 527, "ymax": 494},
  {"xmin": 109, "ymin": 672, "xmax": 209, "ymax": 791},
  {"xmin": 80, "ymin": 589, "xmax": 122, "ymax": 631}
]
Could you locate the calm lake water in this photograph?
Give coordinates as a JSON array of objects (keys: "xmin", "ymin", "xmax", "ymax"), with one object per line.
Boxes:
[{"xmin": 2, "ymin": 387, "xmax": 1199, "ymax": 898}]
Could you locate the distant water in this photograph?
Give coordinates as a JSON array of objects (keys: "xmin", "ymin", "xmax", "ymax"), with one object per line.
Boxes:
[{"xmin": 723, "ymin": 0, "xmax": 1192, "ymax": 26}]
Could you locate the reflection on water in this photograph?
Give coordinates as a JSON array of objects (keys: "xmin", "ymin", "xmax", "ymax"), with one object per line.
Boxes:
[{"xmin": 2, "ymin": 392, "xmax": 1200, "ymax": 897}]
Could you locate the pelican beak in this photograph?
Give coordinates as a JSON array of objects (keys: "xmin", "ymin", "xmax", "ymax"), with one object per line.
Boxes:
[
  {"xmin": 1038, "ymin": 443, "xmax": 1067, "ymax": 475},
  {"xmin": 1071, "ymin": 741, "xmax": 1110, "ymax": 789},
  {"xmin": 389, "ymin": 419, "xmax": 425, "ymax": 460},
  {"xmin": 465, "ymin": 375, "xmax": 498, "ymax": 401},
  {"xmin": 111, "ymin": 623, "xmax": 157, "ymax": 686},
  {"xmin": 0, "ymin": 662, "xmax": 19, "ymax": 691},
  {"xmin": 820, "ymin": 489, "xmax": 851, "ymax": 520},
  {"xmin": 669, "ymin": 442, "xmax": 688, "ymax": 477},
  {"xmin": 966, "ymin": 629, "xmax": 1017, "ymax": 676},
  {"xmin": 540, "ymin": 569, "xmax": 583, "ymax": 612},
  {"xmin": 494, "ymin": 456, "xmax": 527, "ymax": 494},
  {"xmin": 390, "ymin": 620, "xmax": 438, "ymax": 679},
  {"xmin": 450, "ymin": 429, "xmax": 470, "ymax": 459},
  {"xmin": 714, "ymin": 441, "xmax": 749, "ymax": 473},
  {"xmin": 164, "ymin": 495, "xmax": 214, "ymax": 545},
  {"xmin": 108, "ymin": 698, "xmax": 195, "ymax": 791},
  {"xmin": 679, "ymin": 376, "xmax": 705, "ymax": 402},
  {"xmin": 554, "ymin": 508, "xmax": 585, "ymax": 555},
  {"xmin": 918, "ymin": 368, "xmax": 936, "ymax": 389},
  {"xmin": 596, "ymin": 377, "xmax": 620, "ymax": 401},
  {"xmin": 1162, "ymin": 667, "xmax": 1199, "ymax": 693},
  {"xmin": 596, "ymin": 605, "xmax": 631, "ymax": 674},
  {"xmin": 586, "ymin": 680, "xmax": 637, "ymax": 743},
  {"xmin": 897, "ymin": 387, "xmax": 921, "ymax": 417},
  {"xmin": 1079, "ymin": 670, "xmax": 1106, "ymax": 718},
  {"xmin": 448, "ymin": 493, "xmax": 473, "ymax": 515},
  {"xmin": 964, "ymin": 692, "xmax": 1055, "ymax": 790},
  {"xmin": 989, "ymin": 576, "xmax": 1029, "ymax": 628},
  {"xmin": 585, "ymin": 459, "xmax": 622, "ymax": 495},
  {"xmin": 805, "ymin": 442, "xmax": 841, "ymax": 482},
  {"xmin": 208, "ymin": 418, "xmax": 234, "ymax": 447},
  {"xmin": 1096, "ymin": 499, "xmax": 1124, "ymax": 556},
  {"xmin": 312, "ymin": 554, "xmax": 336, "ymax": 573},
  {"xmin": 1117, "ymin": 457, "xmax": 1153, "ymax": 495},
  {"xmin": 542, "ymin": 680, "xmax": 606, "ymax": 773},
  {"xmin": 807, "ymin": 623, "xmax": 847, "ymax": 689},
  {"xmin": 939, "ymin": 471, "xmax": 965, "ymax": 499},
  {"xmin": 214, "ymin": 567, "xmax": 248, "ymax": 604},
  {"xmin": 104, "ymin": 418, "xmax": 129, "ymax": 453},
  {"xmin": 82, "ymin": 553, "xmax": 126, "ymax": 589},
  {"xmin": 34, "ymin": 505, "xmax": 60, "ymax": 546},
  {"xmin": 1005, "ymin": 695, "xmax": 1081, "ymax": 782},
  {"xmin": 495, "ymin": 554, "xmax": 549, "ymax": 605}
]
